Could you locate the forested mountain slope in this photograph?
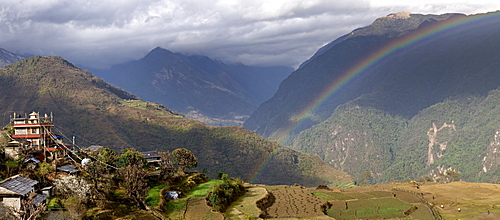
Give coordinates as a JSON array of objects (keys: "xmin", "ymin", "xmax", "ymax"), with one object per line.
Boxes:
[{"xmin": 245, "ymin": 11, "xmax": 500, "ymax": 183}]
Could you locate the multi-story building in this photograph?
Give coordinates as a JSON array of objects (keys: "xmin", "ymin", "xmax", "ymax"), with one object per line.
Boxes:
[
  {"xmin": 7, "ymin": 112, "xmax": 69, "ymax": 161},
  {"xmin": 11, "ymin": 112, "xmax": 61, "ymax": 148}
]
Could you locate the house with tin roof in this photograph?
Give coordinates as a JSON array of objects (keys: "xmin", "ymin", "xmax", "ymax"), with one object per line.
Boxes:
[{"xmin": 0, "ymin": 175, "xmax": 47, "ymax": 210}]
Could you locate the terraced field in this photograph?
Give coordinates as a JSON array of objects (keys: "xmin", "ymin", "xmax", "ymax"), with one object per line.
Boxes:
[
  {"xmin": 315, "ymin": 190, "xmax": 417, "ymax": 219},
  {"xmin": 180, "ymin": 181, "xmax": 500, "ymax": 219},
  {"xmin": 265, "ymin": 187, "xmax": 329, "ymax": 218}
]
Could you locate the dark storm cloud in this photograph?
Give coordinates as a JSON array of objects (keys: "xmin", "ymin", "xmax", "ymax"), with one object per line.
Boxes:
[{"xmin": 0, "ymin": 0, "xmax": 498, "ymax": 69}]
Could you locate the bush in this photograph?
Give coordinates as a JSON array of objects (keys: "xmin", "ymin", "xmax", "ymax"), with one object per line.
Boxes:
[{"xmin": 206, "ymin": 174, "xmax": 245, "ymax": 212}]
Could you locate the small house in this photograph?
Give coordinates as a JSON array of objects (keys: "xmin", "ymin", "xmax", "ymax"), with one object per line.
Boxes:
[
  {"xmin": 0, "ymin": 175, "xmax": 46, "ymax": 210},
  {"xmin": 41, "ymin": 186, "xmax": 54, "ymax": 197},
  {"xmin": 4, "ymin": 140, "xmax": 22, "ymax": 160},
  {"xmin": 140, "ymin": 151, "xmax": 161, "ymax": 168}
]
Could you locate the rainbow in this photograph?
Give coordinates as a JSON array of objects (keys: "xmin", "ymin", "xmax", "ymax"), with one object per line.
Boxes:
[
  {"xmin": 279, "ymin": 11, "xmax": 500, "ymax": 143},
  {"xmin": 249, "ymin": 11, "xmax": 500, "ymax": 184},
  {"xmin": 249, "ymin": 147, "xmax": 281, "ymax": 184}
]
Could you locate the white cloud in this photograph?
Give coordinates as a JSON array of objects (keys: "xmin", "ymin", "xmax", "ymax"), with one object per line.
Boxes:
[{"xmin": 0, "ymin": 0, "xmax": 497, "ymax": 69}]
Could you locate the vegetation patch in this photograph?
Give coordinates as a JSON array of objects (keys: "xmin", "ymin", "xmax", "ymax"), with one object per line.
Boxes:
[
  {"xmin": 312, "ymin": 191, "xmax": 355, "ymax": 200},
  {"xmin": 189, "ymin": 179, "xmax": 223, "ymax": 197},
  {"xmin": 206, "ymin": 174, "xmax": 245, "ymax": 212},
  {"xmin": 146, "ymin": 184, "xmax": 167, "ymax": 207}
]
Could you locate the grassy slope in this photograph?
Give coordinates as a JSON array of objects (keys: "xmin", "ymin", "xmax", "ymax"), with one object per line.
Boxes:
[
  {"xmin": 0, "ymin": 56, "xmax": 352, "ymax": 186},
  {"xmin": 396, "ymin": 181, "xmax": 500, "ymax": 219}
]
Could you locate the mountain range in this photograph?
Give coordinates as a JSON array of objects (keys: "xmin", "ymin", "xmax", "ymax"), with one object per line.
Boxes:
[
  {"xmin": 0, "ymin": 48, "xmax": 24, "ymax": 67},
  {"xmin": 94, "ymin": 47, "xmax": 292, "ymax": 126},
  {"xmin": 245, "ymin": 11, "xmax": 500, "ymax": 183},
  {"xmin": 0, "ymin": 55, "xmax": 351, "ymax": 187}
]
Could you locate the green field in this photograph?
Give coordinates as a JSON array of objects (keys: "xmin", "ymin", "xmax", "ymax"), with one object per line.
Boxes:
[{"xmin": 312, "ymin": 188, "xmax": 419, "ymax": 220}]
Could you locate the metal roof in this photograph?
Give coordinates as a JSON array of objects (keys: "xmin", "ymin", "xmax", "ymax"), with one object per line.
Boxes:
[
  {"xmin": 33, "ymin": 194, "xmax": 48, "ymax": 206},
  {"xmin": 57, "ymin": 164, "xmax": 79, "ymax": 174},
  {"xmin": 0, "ymin": 175, "xmax": 38, "ymax": 196}
]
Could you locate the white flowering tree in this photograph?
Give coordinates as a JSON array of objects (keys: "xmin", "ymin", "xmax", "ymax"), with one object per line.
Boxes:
[{"xmin": 54, "ymin": 175, "xmax": 91, "ymax": 201}]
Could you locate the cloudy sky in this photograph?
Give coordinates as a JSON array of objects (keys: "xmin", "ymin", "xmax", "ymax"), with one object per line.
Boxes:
[{"xmin": 0, "ymin": 0, "xmax": 499, "ymax": 69}]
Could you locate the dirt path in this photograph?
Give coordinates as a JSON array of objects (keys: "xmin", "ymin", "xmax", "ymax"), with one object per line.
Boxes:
[{"xmin": 225, "ymin": 185, "xmax": 268, "ymax": 219}]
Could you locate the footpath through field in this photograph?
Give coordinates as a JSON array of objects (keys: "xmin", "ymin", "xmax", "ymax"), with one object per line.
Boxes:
[{"xmin": 225, "ymin": 184, "xmax": 268, "ymax": 219}]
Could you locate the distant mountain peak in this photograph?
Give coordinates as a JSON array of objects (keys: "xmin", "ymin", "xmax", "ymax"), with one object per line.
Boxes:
[
  {"xmin": 350, "ymin": 12, "xmax": 462, "ymax": 38},
  {"xmin": 0, "ymin": 48, "xmax": 25, "ymax": 67},
  {"xmin": 381, "ymin": 12, "xmax": 412, "ymax": 19}
]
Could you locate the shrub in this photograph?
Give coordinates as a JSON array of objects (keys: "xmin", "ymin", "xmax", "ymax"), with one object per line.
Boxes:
[{"xmin": 206, "ymin": 174, "xmax": 245, "ymax": 212}]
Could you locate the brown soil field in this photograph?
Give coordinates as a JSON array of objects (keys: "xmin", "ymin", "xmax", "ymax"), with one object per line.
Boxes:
[
  {"xmin": 184, "ymin": 197, "xmax": 224, "ymax": 220},
  {"xmin": 264, "ymin": 185, "xmax": 331, "ymax": 218}
]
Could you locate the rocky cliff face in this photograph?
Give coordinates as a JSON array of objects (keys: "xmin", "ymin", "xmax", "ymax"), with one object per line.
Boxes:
[{"xmin": 482, "ymin": 131, "xmax": 500, "ymax": 174}]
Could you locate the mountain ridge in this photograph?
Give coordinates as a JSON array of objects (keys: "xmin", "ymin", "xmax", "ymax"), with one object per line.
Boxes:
[
  {"xmin": 0, "ymin": 48, "xmax": 25, "ymax": 67},
  {"xmin": 97, "ymin": 47, "xmax": 292, "ymax": 126},
  {"xmin": 244, "ymin": 11, "xmax": 500, "ymax": 183}
]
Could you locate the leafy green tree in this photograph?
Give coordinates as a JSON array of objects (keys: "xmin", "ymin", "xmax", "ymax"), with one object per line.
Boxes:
[
  {"xmin": 97, "ymin": 147, "xmax": 118, "ymax": 166},
  {"xmin": 172, "ymin": 148, "xmax": 198, "ymax": 174},
  {"xmin": 36, "ymin": 162, "xmax": 54, "ymax": 184},
  {"xmin": 117, "ymin": 148, "xmax": 147, "ymax": 168},
  {"xmin": 206, "ymin": 173, "xmax": 245, "ymax": 212}
]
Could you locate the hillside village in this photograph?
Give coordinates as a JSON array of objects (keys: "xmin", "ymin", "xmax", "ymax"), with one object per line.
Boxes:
[
  {"xmin": 0, "ymin": 111, "xmax": 246, "ymax": 219},
  {"xmin": 2, "ymin": 112, "xmax": 499, "ymax": 220}
]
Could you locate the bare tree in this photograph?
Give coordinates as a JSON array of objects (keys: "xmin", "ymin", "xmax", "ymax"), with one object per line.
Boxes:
[
  {"xmin": 158, "ymin": 151, "xmax": 174, "ymax": 180},
  {"xmin": 8, "ymin": 195, "xmax": 47, "ymax": 220},
  {"xmin": 119, "ymin": 161, "xmax": 149, "ymax": 209}
]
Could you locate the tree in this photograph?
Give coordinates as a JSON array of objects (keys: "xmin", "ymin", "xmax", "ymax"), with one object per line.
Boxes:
[
  {"xmin": 359, "ymin": 171, "xmax": 373, "ymax": 186},
  {"xmin": 54, "ymin": 175, "xmax": 91, "ymax": 201},
  {"xmin": 117, "ymin": 148, "xmax": 147, "ymax": 168},
  {"xmin": 85, "ymin": 160, "xmax": 115, "ymax": 201},
  {"xmin": 35, "ymin": 162, "xmax": 54, "ymax": 184},
  {"xmin": 172, "ymin": 148, "xmax": 198, "ymax": 174},
  {"xmin": 119, "ymin": 156, "xmax": 149, "ymax": 209},
  {"xmin": 206, "ymin": 173, "xmax": 245, "ymax": 212},
  {"xmin": 96, "ymin": 147, "xmax": 118, "ymax": 166},
  {"xmin": 158, "ymin": 151, "xmax": 174, "ymax": 180}
]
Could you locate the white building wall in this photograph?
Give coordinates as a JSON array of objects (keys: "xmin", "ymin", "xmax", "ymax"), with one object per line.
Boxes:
[{"xmin": 3, "ymin": 197, "xmax": 21, "ymax": 210}]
